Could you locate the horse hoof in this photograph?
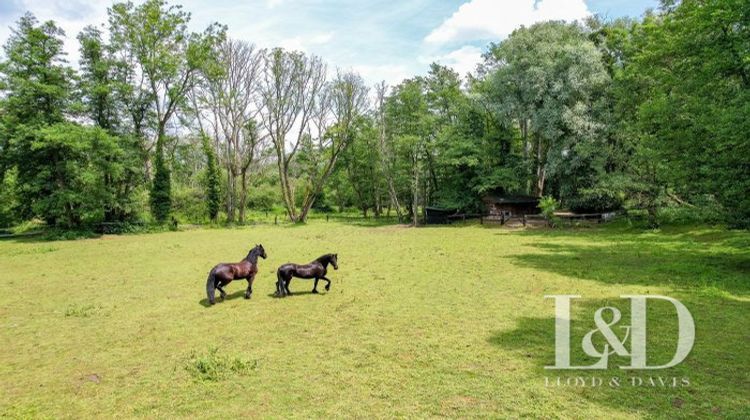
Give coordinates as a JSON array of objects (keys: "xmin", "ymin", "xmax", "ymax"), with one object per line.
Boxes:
[
  {"xmin": 312, "ymin": 289, "xmax": 319, "ymax": 294},
  {"xmin": 325, "ymin": 285, "xmax": 330, "ymax": 291},
  {"xmin": 244, "ymin": 294, "xmax": 251, "ymax": 299}
]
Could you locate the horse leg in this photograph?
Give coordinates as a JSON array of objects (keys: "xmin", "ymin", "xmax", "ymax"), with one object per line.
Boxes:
[
  {"xmin": 312, "ymin": 278, "xmax": 319, "ymax": 294},
  {"xmin": 245, "ymin": 275, "xmax": 255, "ymax": 299},
  {"xmin": 217, "ymin": 283, "xmax": 227, "ymax": 300},
  {"xmin": 321, "ymin": 276, "xmax": 331, "ymax": 291},
  {"xmin": 285, "ymin": 278, "xmax": 292, "ymax": 296},
  {"xmin": 206, "ymin": 271, "xmax": 217, "ymax": 305},
  {"xmin": 275, "ymin": 271, "xmax": 286, "ymax": 297}
]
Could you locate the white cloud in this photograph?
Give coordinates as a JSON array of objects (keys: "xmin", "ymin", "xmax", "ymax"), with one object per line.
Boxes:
[
  {"xmin": 266, "ymin": 0, "xmax": 284, "ymax": 9},
  {"xmin": 0, "ymin": 0, "xmax": 111, "ymax": 66},
  {"xmin": 425, "ymin": 0, "xmax": 591, "ymax": 45},
  {"xmin": 279, "ymin": 31, "xmax": 334, "ymax": 53},
  {"xmin": 422, "ymin": 45, "xmax": 483, "ymax": 78},
  {"xmin": 352, "ymin": 64, "xmax": 411, "ymax": 86}
]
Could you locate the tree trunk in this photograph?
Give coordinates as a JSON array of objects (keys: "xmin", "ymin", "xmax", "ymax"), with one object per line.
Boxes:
[
  {"xmin": 239, "ymin": 171, "xmax": 248, "ymax": 224},
  {"xmin": 521, "ymin": 119, "xmax": 532, "ymax": 194},
  {"xmin": 374, "ymin": 192, "xmax": 381, "ymax": 217},
  {"xmin": 277, "ymin": 158, "xmax": 298, "ymax": 222},
  {"xmin": 298, "ymin": 151, "xmax": 342, "ymax": 223},
  {"xmin": 226, "ymin": 170, "xmax": 235, "ymax": 223},
  {"xmin": 534, "ymin": 135, "xmax": 546, "ymax": 197},
  {"xmin": 377, "ymin": 112, "xmax": 403, "ymax": 221}
]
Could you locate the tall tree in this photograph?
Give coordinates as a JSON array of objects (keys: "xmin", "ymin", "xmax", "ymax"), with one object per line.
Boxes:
[
  {"xmin": 296, "ymin": 71, "xmax": 369, "ymax": 222},
  {"xmin": 374, "ymin": 81, "xmax": 403, "ymax": 220},
  {"xmin": 77, "ymin": 26, "xmax": 143, "ymax": 223},
  {"xmin": 108, "ymin": 0, "xmax": 225, "ymax": 222},
  {"xmin": 339, "ymin": 116, "xmax": 383, "ymax": 217},
  {"xmin": 615, "ymin": 0, "xmax": 750, "ymax": 226},
  {"xmin": 386, "ymin": 78, "xmax": 433, "ymax": 225},
  {"xmin": 192, "ymin": 39, "xmax": 265, "ymax": 223},
  {"xmin": 200, "ymin": 133, "xmax": 221, "ymax": 222},
  {"xmin": 0, "ymin": 14, "xmax": 73, "ymax": 221},
  {"xmin": 258, "ymin": 48, "xmax": 327, "ymax": 222},
  {"xmin": 483, "ymin": 21, "xmax": 610, "ymax": 197}
]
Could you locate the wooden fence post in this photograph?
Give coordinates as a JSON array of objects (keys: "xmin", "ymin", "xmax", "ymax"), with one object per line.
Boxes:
[{"xmin": 522, "ymin": 214, "xmax": 527, "ymax": 227}]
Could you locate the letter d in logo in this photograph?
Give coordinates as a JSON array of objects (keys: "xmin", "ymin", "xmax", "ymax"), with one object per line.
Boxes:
[{"xmin": 621, "ymin": 295, "xmax": 695, "ymax": 369}]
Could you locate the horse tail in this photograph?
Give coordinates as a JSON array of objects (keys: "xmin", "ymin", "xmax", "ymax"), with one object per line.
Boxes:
[
  {"xmin": 206, "ymin": 269, "xmax": 217, "ymax": 305},
  {"xmin": 276, "ymin": 268, "xmax": 285, "ymax": 296}
]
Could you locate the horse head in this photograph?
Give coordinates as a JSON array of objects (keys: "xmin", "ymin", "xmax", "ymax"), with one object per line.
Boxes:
[
  {"xmin": 330, "ymin": 253, "xmax": 338, "ymax": 270},
  {"xmin": 256, "ymin": 244, "xmax": 267, "ymax": 259},
  {"xmin": 247, "ymin": 244, "xmax": 267, "ymax": 261}
]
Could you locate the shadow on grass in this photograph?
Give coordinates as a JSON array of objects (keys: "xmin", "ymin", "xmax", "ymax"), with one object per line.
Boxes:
[
  {"xmin": 198, "ymin": 290, "xmax": 252, "ymax": 307},
  {"xmin": 265, "ymin": 290, "xmax": 328, "ymax": 298},
  {"xmin": 507, "ymin": 229, "xmax": 750, "ymax": 296},
  {"xmin": 197, "ymin": 288, "xmax": 328, "ymax": 305}
]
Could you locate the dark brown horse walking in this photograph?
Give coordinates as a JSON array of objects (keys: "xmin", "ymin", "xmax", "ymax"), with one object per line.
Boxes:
[
  {"xmin": 276, "ymin": 253, "xmax": 338, "ymax": 297},
  {"xmin": 206, "ymin": 244, "xmax": 267, "ymax": 305}
]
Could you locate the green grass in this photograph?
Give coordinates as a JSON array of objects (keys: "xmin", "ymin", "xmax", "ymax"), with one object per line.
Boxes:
[{"xmin": 0, "ymin": 221, "xmax": 748, "ymax": 418}]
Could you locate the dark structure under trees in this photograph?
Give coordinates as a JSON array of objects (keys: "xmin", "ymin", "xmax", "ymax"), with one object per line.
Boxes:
[{"xmin": 482, "ymin": 194, "xmax": 540, "ymax": 219}]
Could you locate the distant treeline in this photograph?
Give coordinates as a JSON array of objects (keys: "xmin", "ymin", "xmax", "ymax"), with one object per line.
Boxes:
[{"xmin": 0, "ymin": 0, "xmax": 747, "ymax": 229}]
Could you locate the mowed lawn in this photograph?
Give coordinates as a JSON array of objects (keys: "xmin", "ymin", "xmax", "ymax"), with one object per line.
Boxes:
[{"xmin": 1, "ymin": 221, "xmax": 748, "ymax": 418}]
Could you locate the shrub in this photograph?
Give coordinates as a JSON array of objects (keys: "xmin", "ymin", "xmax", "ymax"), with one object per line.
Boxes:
[
  {"xmin": 185, "ymin": 347, "xmax": 258, "ymax": 381},
  {"xmin": 568, "ymin": 187, "xmax": 623, "ymax": 213},
  {"xmin": 247, "ymin": 184, "xmax": 280, "ymax": 211},
  {"xmin": 171, "ymin": 184, "xmax": 208, "ymax": 224},
  {"xmin": 150, "ymin": 145, "xmax": 172, "ymax": 223},
  {"xmin": 200, "ymin": 134, "xmax": 221, "ymax": 223},
  {"xmin": 658, "ymin": 204, "xmax": 724, "ymax": 226},
  {"xmin": 539, "ymin": 196, "xmax": 559, "ymax": 227},
  {"xmin": 0, "ymin": 169, "xmax": 19, "ymax": 228},
  {"xmin": 64, "ymin": 303, "xmax": 101, "ymax": 318}
]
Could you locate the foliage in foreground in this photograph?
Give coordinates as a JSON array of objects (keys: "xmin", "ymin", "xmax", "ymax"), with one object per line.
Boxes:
[{"xmin": 185, "ymin": 347, "xmax": 258, "ymax": 381}]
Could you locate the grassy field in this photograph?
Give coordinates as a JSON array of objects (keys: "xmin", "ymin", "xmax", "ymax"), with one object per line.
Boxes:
[{"xmin": 1, "ymin": 221, "xmax": 748, "ymax": 418}]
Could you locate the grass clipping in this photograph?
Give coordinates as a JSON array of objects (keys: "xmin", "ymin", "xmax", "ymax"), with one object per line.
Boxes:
[{"xmin": 185, "ymin": 347, "xmax": 258, "ymax": 381}]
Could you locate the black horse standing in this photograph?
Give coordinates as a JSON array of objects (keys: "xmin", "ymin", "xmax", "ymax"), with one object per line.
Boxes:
[
  {"xmin": 206, "ymin": 244, "xmax": 267, "ymax": 305},
  {"xmin": 276, "ymin": 253, "xmax": 338, "ymax": 297}
]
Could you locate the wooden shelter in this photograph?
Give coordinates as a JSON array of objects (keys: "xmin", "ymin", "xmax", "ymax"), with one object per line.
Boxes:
[{"xmin": 482, "ymin": 194, "xmax": 540, "ymax": 218}]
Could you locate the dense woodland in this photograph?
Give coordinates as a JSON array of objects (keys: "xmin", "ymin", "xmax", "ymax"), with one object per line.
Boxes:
[{"xmin": 0, "ymin": 0, "xmax": 747, "ymax": 230}]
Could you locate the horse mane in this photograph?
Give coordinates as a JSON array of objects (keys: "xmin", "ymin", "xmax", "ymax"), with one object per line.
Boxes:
[
  {"xmin": 315, "ymin": 254, "xmax": 333, "ymax": 264},
  {"xmin": 245, "ymin": 245, "xmax": 262, "ymax": 264}
]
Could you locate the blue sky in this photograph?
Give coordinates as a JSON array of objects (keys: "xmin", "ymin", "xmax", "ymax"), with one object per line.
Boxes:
[{"xmin": 0, "ymin": 0, "xmax": 658, "ymax": 84}]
